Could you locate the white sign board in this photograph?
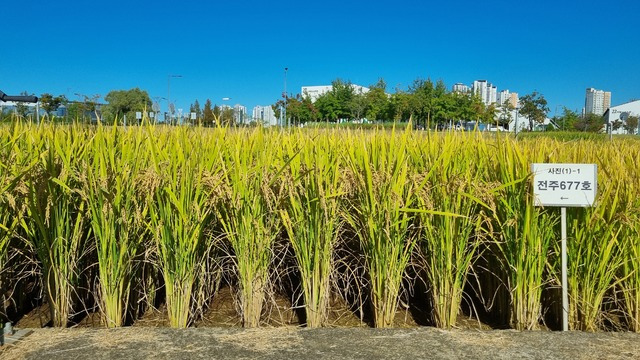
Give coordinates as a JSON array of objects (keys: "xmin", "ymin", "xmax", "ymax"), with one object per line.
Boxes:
[
  {"xmin": 532, "ymin": 163, "xmax": 597, "ymax": 207},
  {"xmin": 190, "ymin": 112, "xmax": 196, "ymax": 120},
  {"xmin": 135, "ymin": 111, "xmax": 142, "ymax": 120},
  {"xmin": 149, "ymin": 112, "xmax": 155, "ymax": 118}
]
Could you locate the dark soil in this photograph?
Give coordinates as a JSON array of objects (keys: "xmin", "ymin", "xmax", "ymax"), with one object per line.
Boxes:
[{"xmin": 15, "ymin": 286, "xmax": 467, "ymax": 329}]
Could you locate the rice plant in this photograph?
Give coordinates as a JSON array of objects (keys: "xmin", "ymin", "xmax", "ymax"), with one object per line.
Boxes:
[
  {"xmin": 563, "ymin": 184, "xmax": 624, "ymax": 331},
  {"xmin": 411, "ymin": 135, "xmax": 486, "ymax": 329},
  {"xmin": 84, "ymin": 125, "xmax": 148, "ymax": 327},
  {"xmin": 0, "ymin": 128, "xmax": 23, "ymax": 326},
  {"xmin": 147, "ymin": 127, "xmax": 218, "ymax": 328},
  {"xmin": 279, "ymin": 134, "xmax": 343, "ymax": 327},
  {"xmin": 22, "ymin": 125, "xmax": 89, "ymax": 327},
  {"xmin": 486, "ymin": 137, "xmax": 557, "ymax": 330},
  {"xmin": 619, "ymin": 209, "xmax": 640, "ymax": 332},
  {"xmin": 1, "ymin": 120, "xmax": 639, "ymax": 332},
  {"xmin": 214, "ymin": 129, "xmax": 282, "ymax": 327},
  {"xmin": 0, "ymin": 125, "xmax": 25, "ymax": 284},
  {"xmin": 343, "ymin": 128, "xmax": 417, "ymax": 328},
  {"xmin": 607, "ymin": 143, "xmax": 640, "ymax": 332}
]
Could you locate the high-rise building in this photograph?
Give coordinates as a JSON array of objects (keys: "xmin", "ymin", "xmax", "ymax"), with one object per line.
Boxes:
[
  {"xmin": 498, "ymin": 90, "xmax": 519, "ymax": 108},
  {"xmin": 585, "ymin": 88, "xmax": 612, "ymax": 116},
  {"xmin": 509, "ymin": 92, "xmax": 519, "ymax": 108},
  {"xmin": 488, "ymin": 85, "xmax": 497, "ymax": 105},
  {"xmin": 452, "ymin": 83, "xmax": 470, "ymax": 93},
  {"xmin": 252, "ymin": 105, "xmax": 277, "ymax": 126},
  {"xmin": 498, "ymin": 90, "xmax": 510, "ymax": 106},
  {"xmin": 603, "ymin": 91, "xmax": 611, "ymax": 112},
  {"xmin": 233, "ymin": 104, "xmax": 247, "ymax": 124},
  {"xmin": 472, "ymin": 80, "xmax": 498, "ymax": 105},
  {"xmin": 472, "ymin": 80, "xmax": 489, "ymax": 104}
]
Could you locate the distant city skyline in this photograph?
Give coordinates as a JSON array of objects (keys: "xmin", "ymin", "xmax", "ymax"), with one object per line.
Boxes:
[{"xmin": 1, "ymin": 1, "xmax": 638, "ymax": 119}]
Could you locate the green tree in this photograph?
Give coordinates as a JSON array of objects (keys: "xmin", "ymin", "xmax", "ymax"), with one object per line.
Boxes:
[
  {"xmin": 574, "ymin": 113, "xmax": 604, "ymax": 132},
  {"xmin": 300, "ymin": 95, "xmax": 318, "ymax": 124},
  {"xmin": 519, "ymin": 91, "xmax": 549, "ymax": 131},
  {"xmin": 553, "ymin": 107, "xmax": 580, "ymax": 131},
  {"xmin": 203, "ymin": 99, "xmax": 215, "ymax": 126},
  {"xmin": 611, "ymin": 119, "xmax": 623, "ymax": 131},
  {"xmin": 39, "ymin": 93, "xmax": 67, "ymax": 118},
  {"xmin": 349, "ymin": 92, "xmax": 368, "ymax": 121},
  {"xmin": 408, "ymin": 78, "xmax": 435, "ymax": 128},
  {"xmin": 329, "ymin": 79, "xmax": 356, "ymax": 120},
  {"xmin": 498, "ymin": 101, "xmax": 515, "ymax": 128},
  {"xmin": 189, "ymin": 99, "xmax": 202, "ymax": 125},
  {"xmin": 481, "ymin": 103, "xmax": 499, "ymax": 125},
  {"xmin": 365, "ymin": 79, "xmax": 390, "ymax": 121},
  {"xmin": 212, "ymin": 105, "xmax": 223, "ymax": 125},
  {"xmin": 14, "ymin": 91, "xmax": 32, "ymax": 118},
  {"xmin": 389, "ymin": 91, "xmax": 412, "ymax": 122},
  {"xmin": 315, "ymin": 91, "xmax": 340, "ymax": 122},
  {"xmin": 102, "ymin": 88, "xmax": 152, "ymax": 124},
  {"xmin": 272, "ymin": 99, "xmax": 284, "ymax": 123},
  {"xmin": 221, "ymin": 107, "xmax": 234, "ymax": 126},
  {"xmin": 623, "ymin": 115, "xmax": 638, "ymax": 134}
]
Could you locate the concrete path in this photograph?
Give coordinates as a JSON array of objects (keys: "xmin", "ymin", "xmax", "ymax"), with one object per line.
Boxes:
[{"xmin": 1, "ymin": 327, "xmax": 639, "ymax": 359}]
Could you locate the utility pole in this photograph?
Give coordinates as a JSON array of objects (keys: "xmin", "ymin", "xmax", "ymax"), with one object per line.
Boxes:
[
  {"xmin": 283, "ymin": 67, "xmax": 288, "ymax": 127},
  {"xmin": 514, "ymin": 106, "xmax": 519, "ymax": 137},
  {"xmin": 168, "ymin": 74, "xmax": 182, "ymax": 125}
]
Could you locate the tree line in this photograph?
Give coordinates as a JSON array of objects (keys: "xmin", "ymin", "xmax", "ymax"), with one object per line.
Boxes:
[
  {"xmin": 4, "ymin": 81, "xmax": 627, "ymax": 133},
  {"xmin": 272, "ymin": 78, "xmax": 557, "ymax": 131}
]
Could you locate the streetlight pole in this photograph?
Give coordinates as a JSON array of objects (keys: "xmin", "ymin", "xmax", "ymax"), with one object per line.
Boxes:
[
  {"xmin": 283, "ymin": 67, "xmax": 288, "ymax": 127},
  {"xmin": 168, "ymin": 74, "xmax": 182, "ymax": 125},
  {"xmin": 514, "ymin": 106, "xmax": 520, "ymax": 137}
]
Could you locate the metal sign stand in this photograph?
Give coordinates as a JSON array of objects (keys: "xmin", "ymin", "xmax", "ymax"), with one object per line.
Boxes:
[
  {"xmin": 560, "ymin": 207, "xmax": 568, "ymax": 331},
  {"xmin": 532, "ymin": 163, "xmax": 597, "ymax": 332}
]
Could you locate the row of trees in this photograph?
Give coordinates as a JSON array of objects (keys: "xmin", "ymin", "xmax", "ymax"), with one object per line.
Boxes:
[
  {"xmin": 551, "ymin": 108, "xmax": 638, "ymax": 133},
  {"xmin": 8, "ymin": 83, "xmax": 632, "ymax": 134},
  {"xmin": 270, "ymin": 78, "xmax": 553, "ymax": 131},
  {"xmin": 188, "ymin": 100, "xmax": 235, "ymax": 127}
]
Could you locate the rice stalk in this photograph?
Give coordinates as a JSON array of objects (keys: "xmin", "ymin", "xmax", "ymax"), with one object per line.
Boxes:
[
  {"xmin": 214, "ymin": 129, "xmax": 282, "ymax": 328},
  {"xmin": 279, "ymin": 134, "xmax": 342, "ymax": 327},
  {"xmin": 343, "ymin": 128, "xmax": 417, "ymax": 328},
  {"xmin": 22, "ymin": 125, "xmax": 89, "ymax": 327},
  {"xmin": 146, "ymin": 127, "xmax": 217, "ymax": 328},
  {"xmin": 84, "ymin": 124, "xmax": 148, "ymax": 327},
  {"xmin": 487, "ymin": 137, "xmax": 557, "ymax": 330}
]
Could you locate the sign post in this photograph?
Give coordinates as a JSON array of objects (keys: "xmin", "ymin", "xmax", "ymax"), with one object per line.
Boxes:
[{"xmin": 532, "ymin": 163, "xmax": 597, "ymax": 331}]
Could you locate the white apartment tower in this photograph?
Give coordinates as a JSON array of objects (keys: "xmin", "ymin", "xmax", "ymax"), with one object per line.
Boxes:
[
  {"xmin": 498, "ymin": 90, "xmax": 510, "ymax": 106},
  {"xmin": 452, "ymin": 83, "xmax": 470, "ymax": 93},
  {"xmin": 488, "ymin": 85, "xmax": 497, "ymax": 105},
  {"xmin": 473, "ymin": 80, "xmax": 489, "ymax": 104},
  {"xmin": 472, "ymin": 80, "xmax": 498, "ymax": 106},
  {"xmin": 252, "ymin": 105, "xmax": 277, "ymax": 126},
  {"xmin": 585, "ymin": 88, "xmax": 612, "ymax": 116},
  {"xmin": 509, "ymin": 92, "xmax": 519, "ymax": 108},
  {"xmin": 234, "ymin": 104, "xmax": 247, "ymax": 124}
]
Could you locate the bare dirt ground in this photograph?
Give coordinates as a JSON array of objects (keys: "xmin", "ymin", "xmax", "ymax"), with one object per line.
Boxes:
[
  {"xmin": 2, "ymin": 327, "xmax": 639, "ymax": 360},
  {"xmin": 6, "ymin": 288, "xmax": 637, "ymax": 359}
]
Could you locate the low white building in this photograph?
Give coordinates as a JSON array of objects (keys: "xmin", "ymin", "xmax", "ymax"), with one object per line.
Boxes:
[
  {"xmin": 301, "ymin": 84, "xmax": 370, "ymax": 102},
  {"xmin": 604, "ymin": 99, "xmax": 640, "ymax": 135}
]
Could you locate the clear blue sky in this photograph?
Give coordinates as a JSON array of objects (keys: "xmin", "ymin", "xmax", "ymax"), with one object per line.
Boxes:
[{"xmin": 2, "ymin": 0, "xmax": 639, "ymax": 116}]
